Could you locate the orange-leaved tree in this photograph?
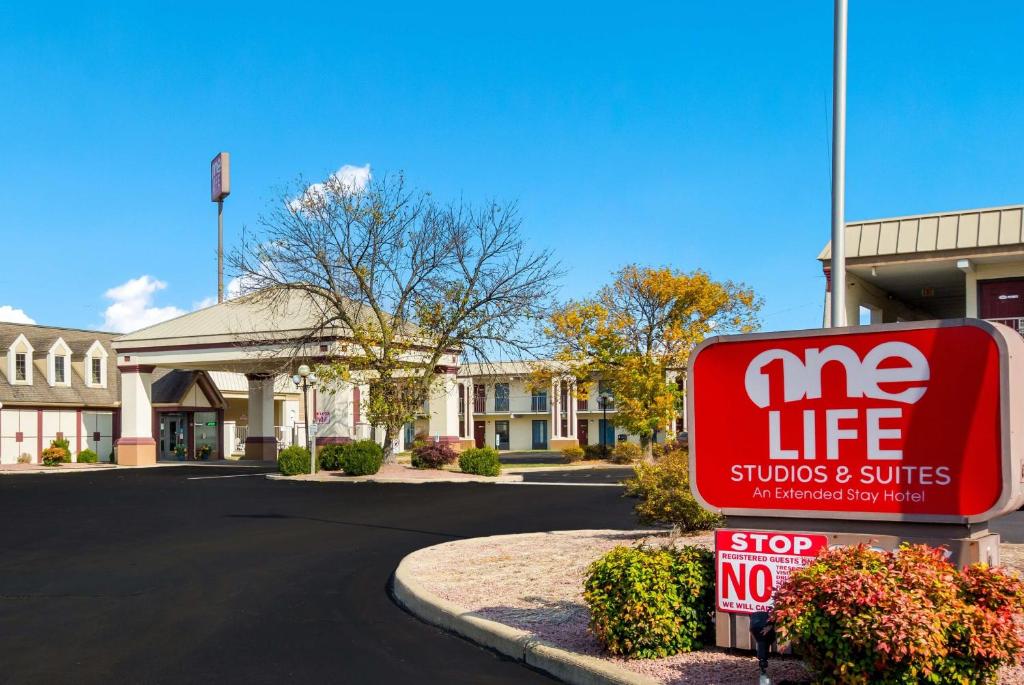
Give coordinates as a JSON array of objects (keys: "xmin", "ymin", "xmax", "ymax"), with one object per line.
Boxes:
[{"xmin": 544, "ymin": 265, "xmax": 761, "ymax": 455}]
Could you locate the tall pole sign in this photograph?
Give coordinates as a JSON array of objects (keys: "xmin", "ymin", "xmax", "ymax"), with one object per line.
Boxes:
[
  {"xmin": 210, "ymin": 152, "xmax": 231, "ymax": 304},
  {"xmin": 830, "ymin": 0, "xmax": 848, "ymax": 327}
]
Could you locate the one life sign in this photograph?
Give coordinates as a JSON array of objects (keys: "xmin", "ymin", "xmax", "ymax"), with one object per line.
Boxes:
[
  {"xmin": 715, "ymin": 529, "xmax": 828, "ymax": 614},
  {"xmin": 687, "ymin": 320, "xmax": 1024, "ymax": 523}
]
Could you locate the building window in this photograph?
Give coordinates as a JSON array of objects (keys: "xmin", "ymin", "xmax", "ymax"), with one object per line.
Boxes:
[
  {"xmin": 494, "ymin": 383, "xmax": 509, "ymax": 412},
  {"xmin": 577, "ymin": 388, "xmax": 589, "ymax": 411},
  {"xmin": 531, "ymin": 389, "xmax": 548, "ymax": 412},
  {"xmin": 54, "ymin": 356, "xmax": 66, "ymax": 384},
  {"xmin": 85, "ymin": 341, "xmax": 108, "ymax": 388},
  {"xmin": 15, "ymin": 353, "xmax": 26, "ymax": 381}
]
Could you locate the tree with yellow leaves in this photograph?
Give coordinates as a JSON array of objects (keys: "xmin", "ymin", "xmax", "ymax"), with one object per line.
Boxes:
[{"xmin": 545, "ymin": 265, "xmax": 762, "ymax": 455}]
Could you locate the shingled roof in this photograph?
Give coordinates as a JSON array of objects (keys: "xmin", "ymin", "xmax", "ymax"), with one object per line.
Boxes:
[{"xmin": 0, "ymin": 323, "xmax": 119, "ymax": 407}]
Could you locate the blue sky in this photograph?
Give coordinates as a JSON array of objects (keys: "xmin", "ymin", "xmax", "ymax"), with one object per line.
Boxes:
[{"xmin": 2, "ymin": 2, "xmax": 1023, "ymax": 333}]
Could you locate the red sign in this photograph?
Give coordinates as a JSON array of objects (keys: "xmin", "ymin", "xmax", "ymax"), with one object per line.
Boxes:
[
  {"xmin": 688, "ymin": 321, "xmax": 1024, "ymax": 523},
  {"xmin": 716, "ymin": 529, "xmax": 828, "ymax": 614},
  {"xmin": 211, "ymin": 152, "xmax": 230, "ymax": 202}
]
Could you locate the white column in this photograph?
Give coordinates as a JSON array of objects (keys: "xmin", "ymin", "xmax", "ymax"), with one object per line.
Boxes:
[
  {"xmin": 550, "ymin": 378, "xmax": 560, "ymax": 438},
  {"xmin": 245, "ymin": 374, "xmax": 277, "ymax": 461},
  {"xmin": 428, "ymin": 366, "xmax": 460, "ymax": 446},
  {"xmin": 116, "ymin": 364, "xmax": 156, "ymax": 466},
  {"xmin": 566, "ymin": 379, "xmax": 576, "ymax": 438},
  {"xmin": 463, "ymin": 379, "xmax": 474, "ymax": 440}
]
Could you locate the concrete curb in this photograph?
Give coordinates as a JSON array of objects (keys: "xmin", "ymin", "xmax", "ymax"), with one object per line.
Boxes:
[
  {"xmin": 266, "ymin": 473, "xmax": 525, "ymax": 485},
  {"xmin": 391, "ymin": 550, "xmax": 658, "ymax": 685},
  {"xmin": 0, "ymin": 465, "xmax": 119, "ymax": 476},
  {"xmin": 501, "ymin": 463, "xmax": 633, "ymax": 474}
]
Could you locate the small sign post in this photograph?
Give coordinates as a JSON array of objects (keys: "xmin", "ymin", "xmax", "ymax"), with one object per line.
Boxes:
[{"xmin": 715, "ymin": 530, "xmax": 828, "ymax": 614}]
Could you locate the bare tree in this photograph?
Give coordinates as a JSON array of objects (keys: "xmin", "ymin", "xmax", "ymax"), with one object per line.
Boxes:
[{"xmin": 229, "ymin": 171, "xmax": 560, "ymax": 461}]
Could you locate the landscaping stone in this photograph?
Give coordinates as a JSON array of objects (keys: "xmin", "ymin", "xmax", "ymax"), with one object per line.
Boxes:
[{"xmin": 400, "ymin": 529, "xmax": 1024, "ymax": 685}]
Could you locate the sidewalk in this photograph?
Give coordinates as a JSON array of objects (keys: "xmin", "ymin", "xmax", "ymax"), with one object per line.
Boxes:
[
  {"xmin": 269, "ymin": 463, "xmax": 524, "ymax": 484},
  {"xmin": 0, "ymin": 462, "xmax": 118, "ymax": 475}
]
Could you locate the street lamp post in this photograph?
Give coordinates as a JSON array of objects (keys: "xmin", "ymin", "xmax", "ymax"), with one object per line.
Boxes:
[{"xmin": 292, "ymin": 364, "xmax": 318, "ymax": 476}]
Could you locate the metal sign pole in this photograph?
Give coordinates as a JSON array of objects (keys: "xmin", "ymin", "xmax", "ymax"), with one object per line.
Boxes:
[
  {"xmin": 830, "ymin": 0, "xmax": 848, "ymax": 328},
  {"xmin": 217, "ymin": 199, "xmax": 224, "ymax": 304}
]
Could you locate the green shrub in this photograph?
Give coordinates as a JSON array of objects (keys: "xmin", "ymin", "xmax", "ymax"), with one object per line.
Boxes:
[
  {"xmin": 411, "ymin": 442, "xmax": 458, "ymax": 469},
  {"xmin": 561, "ymin": 446, "xmax": 585, "ymax": 463},
  {"xmin": 623, "ymin": 450, "xmax": 722, "ymax": 531},
  {"xmin": 611, "ymin": 441, "xmax": 642, "ymax": 464},
  {"xmin": 277, "ymin": 446, "xmax": 311, "ymax": 475},
  {"xmin": 342, "ymin": 440, "xmax": 384, "ymax": 476},
  {"xmin": 458, "ymin": 447, "xmax": 501, "ymax": 476},
  {"xmin": 76, "ymin": 449, "xmax": 99, "ymax": 464},
  {"xmin": 584, "ymin": 443, "xmax": 610, "ymax": 460},
  {"xmin": 584, "ymin": 544, "xmax": 714, "ymax": 659},
  {"xmin": 50, "ymin": 438, "xmax": 72, "ymax": 463},
  {"xmin": 41, "ymin": 446, "xmax": 67, "ymax": 467},
  {"xmin": 318, "ymin": 444, "xmax": 346, "ymax": 471},
  {"xmin": 774, "ymin": 544, "xmax": 1024, "ymax": 685}
]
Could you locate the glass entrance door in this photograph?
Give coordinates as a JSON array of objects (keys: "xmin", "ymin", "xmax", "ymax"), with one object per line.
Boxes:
[
  {"xmin": 159, "ymin": 412, "xmax": 188, "ymax": 460},
  {"xmin": 194, "ymin": 412, "xmax": 219, "ymax": 460}
]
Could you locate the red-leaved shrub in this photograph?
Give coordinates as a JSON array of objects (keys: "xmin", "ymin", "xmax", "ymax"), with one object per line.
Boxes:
[
  {"xmin": 772, "ymin": 544, "xmax": 1024, "ymax": 685},
  {"xmin": 411, "ymin": 442, "xmax": 457, "ymax": 469}
]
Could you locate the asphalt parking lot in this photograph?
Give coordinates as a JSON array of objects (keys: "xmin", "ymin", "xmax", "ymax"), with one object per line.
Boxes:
[
  {"xmin": 0, "ymin": 466, "xmax": 638, "ymax": 685},
  {"xmin": 4, "ymin": 465, "xmax": 1023, "ymax": 685}
]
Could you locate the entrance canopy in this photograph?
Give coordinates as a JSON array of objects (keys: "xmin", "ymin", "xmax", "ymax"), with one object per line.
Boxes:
[
  {"xmin": 112, "ymin": 290, "xmax": 340, "ymax": 374},
  {"xmin": 109, "ymin": 289, "xmax": 458, "ymax": 466}
]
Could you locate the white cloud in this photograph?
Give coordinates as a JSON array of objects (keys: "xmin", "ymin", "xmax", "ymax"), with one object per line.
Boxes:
[
  {"xmin": 333, "ymin": 163, "xmax": 372, "ymax": 192},
  {"xmin": 290, "ymin": 163, "xmax": 372, "ymax": 212},
  {"xmin": 193, "ymin": 277, "xmax": 246, "ymax": 311},
  {"xmin": 0, "ymin": 305, "xmax": 35, "ymax": 324},
  {"xmin": 103, "ymin": 275, "xmax": 186, "ymax": 333}
]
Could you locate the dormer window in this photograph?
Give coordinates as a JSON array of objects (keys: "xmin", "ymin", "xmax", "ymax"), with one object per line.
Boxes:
[
  {"xmin": 84, "ymin": 340, "xmax": 108, "ymax": 389},
  {"xmin": 47, "ymin": 338, "xmax": 72, "ymax": 388},
  {"xmin": 8, "ymin": 334, "xmax": 34, "ymax": 385}
]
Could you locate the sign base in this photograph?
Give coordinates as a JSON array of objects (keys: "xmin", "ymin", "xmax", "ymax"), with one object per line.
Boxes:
[{"xmin": 714, "ymin": 523, "xmax": 1001, "ymax": 650}]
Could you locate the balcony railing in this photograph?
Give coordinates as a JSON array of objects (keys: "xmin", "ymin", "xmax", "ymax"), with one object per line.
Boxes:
[
  {"xmin": 987, "ymin": 317, "xmax": 1024, "ymax": 335},
  {"xmin": 474, "ymin": 399, "xmax": 486, "ymax": 413},
  {"xmin": 531, "ymin": 396, "xmax": 548, "ymax": 412}
]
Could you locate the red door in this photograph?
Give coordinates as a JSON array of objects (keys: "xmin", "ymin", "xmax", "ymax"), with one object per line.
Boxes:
[
  {"xmin": 473, "ymin": 421, "xmax": 486, "ymax": 449},
  {"xmin": 979, "ymin": 280, "xmax": 1024, "ymax": 322},
  {"xmin": 577, "ymin": 419, "xmax": 589, "ymax": 447}
]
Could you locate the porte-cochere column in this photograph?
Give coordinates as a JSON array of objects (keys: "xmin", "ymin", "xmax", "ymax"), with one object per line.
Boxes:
[
  {"xmin": 116, "ymin": 364, "xmax": 156, "ymax": 466},
  {"xmin": 245, "ymin": 373, "xmax": 277, "ymax": 461}
]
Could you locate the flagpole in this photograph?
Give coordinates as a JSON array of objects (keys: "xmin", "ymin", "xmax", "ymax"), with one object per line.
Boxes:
[{"xmin": 830, "ymin": 0, "xmax": 848, "ymax": 327}]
